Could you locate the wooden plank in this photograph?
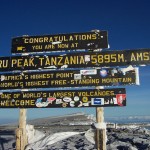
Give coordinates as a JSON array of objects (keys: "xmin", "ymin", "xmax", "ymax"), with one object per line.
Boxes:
[
  {"xmin": 0, "ymin": 67, "xmax": 139, "ymax": 90},
  {"xmin": 0, "ymin": 49, "xmax": 150, "ymax": 71},
  {"xmin": 0, "ymin": 88, "xmax": 126, "ymax": 108},
  {"xmin": 11, "ymin": 31, "xmax": 108, "ymax": 53}
]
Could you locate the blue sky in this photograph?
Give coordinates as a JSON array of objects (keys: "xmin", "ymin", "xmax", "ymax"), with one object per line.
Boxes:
[{"xmin": 0, "ymin": 0, "xmax": 150, "ymax": 122}]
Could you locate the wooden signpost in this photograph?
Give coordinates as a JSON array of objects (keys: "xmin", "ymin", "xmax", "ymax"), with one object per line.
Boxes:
[
  {"xmin": 11, "ymin": 31, "xmax": 108, "ymax": 150},
  {"xmin": 1, "ymin": 30, "xmax": 150, "ymax": 150}
]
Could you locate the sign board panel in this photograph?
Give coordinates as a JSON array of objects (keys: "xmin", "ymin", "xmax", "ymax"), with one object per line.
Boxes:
[
  {"xmin": 11, "ymin": 31, "xmax": 108, "ymax": 53},
  {"xmin": 0, "ymin": 88, "xmax": 126, "ymax": 108},
  {"xmin": 0, "ymin": 67, "xmax": 139, "ymax": 90},
  {"xmin": 0, "ymin": 49, "xmax": 150, "ymax": 71}
]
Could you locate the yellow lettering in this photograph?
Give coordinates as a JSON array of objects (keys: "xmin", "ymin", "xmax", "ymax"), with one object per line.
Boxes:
[
  {"xmin": 58, "ymin": 44, "xmax": 69, "ymax": 48},
  {"xmin": 56, "ymin": 73, "xmax": 73, "ymax": 78},
  {"xmin": 51, "ymin": 80, "xmax": 67, "ymax": 85},
  {"xmin": 92, "ymin": 33, "xmax": 97, "ymax": 39},
  {"xmin": 45, "ymin": 57, "xmax": 51, "ymax": 65},
  {"xmin": 118, "ymin": 54, "xmax": 124, "ymax": 62},
  {"xmin": 51, "ymin": 57, "xmax": 57, "ymax": 65},
  {"xmin": 24, "ymin": 38, "xmax": 29, "ymax": 43},
  {"xmin": 91, "ymin": 55, "xmax": 97, "ymax": 64},
  {"xmin": 45, "ymin": 44, "xmax": 55, "ymax": 49},
  {"xmin": 0, "ymin": 60, "xmax": 9, "ymax": 68},
  {"xmin": 57, "ymin": 57, "xmax": 63, "ymax": 65},
  {"xmin": 64, "ymin": 57, "xmax": 70, "ymax": 64},
  {"xmin": 137, "ymin": 53, "xmax": 143, "ymax": 61},
  {"xmin": 39, "ymin": 58, "xmax": 44, "ymax": 66},
  {"xmin": 24, "ymin": 59, "xmax": 29, "ymax": 66},
  {"xmin": 11, "ymin": 59, "xmax": 18, "ymax": 67},
  {"xmin": 69, "ymin": 35, "xmax": 73, "ymax": 41},
  {"xmin": 143, "ymin": 52, "xmax": 149, "ymax": 60}
]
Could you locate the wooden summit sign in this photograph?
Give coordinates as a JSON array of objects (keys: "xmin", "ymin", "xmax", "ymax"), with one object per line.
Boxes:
[
  {"xmin": 0, "ymin": 67, "xmax": 139, "ymax": 90},
  {"xmin": 0, "ymin": 88, "xmax": 126, "ymax": 108},
  {"xmin": 0, "ymin": 48, "xmax": 150, "ymax": 71},
  {"xmin": 11, "ymin": 31, "xmax": 108, "ymax": 53}
]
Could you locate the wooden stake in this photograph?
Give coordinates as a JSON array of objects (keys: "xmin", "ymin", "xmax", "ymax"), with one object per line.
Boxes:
[
  {"xmin": 16, "ymin": 109, "xmax": 27, "ymax": 150},
  {"xmin": 16, "ymin": 128, "xmax": 22, "ymax": 150},
  {"xmin": 96, "ymin": 107, "xmax": 104, "ymax": 123},
  {"xmin": 96, "ymin": 107, "xmax": 106, "ymax": 150}
]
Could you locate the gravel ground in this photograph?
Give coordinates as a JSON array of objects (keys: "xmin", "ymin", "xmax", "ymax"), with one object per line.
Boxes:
[{"xmin": 0, "ymin": 126, "xmax": 150, "ymax": 150}]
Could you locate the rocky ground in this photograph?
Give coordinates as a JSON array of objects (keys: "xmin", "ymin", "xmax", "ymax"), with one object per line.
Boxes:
[
  {"xmin": 107, "ymin": 127, "xmax": 150, "ymax": 150},
  {"xmin": 0, "ymin": 126, "xmax": 149, "ymax": 150},
  {"xmin": 0, "ymin": 113, "xmax": 150, "ymax": 150}
]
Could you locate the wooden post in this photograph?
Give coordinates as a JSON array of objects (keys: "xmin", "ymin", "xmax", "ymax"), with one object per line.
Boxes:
[
  {"xmin": 16, "ymin": 128, "xmax": 22, "ymax": 150},
  {"xmin": 96, "ymin": 107, "xmax": 106, "ymax": 150},
  {"xmin": 16, "ymin": 109, "xmax": 27, "ymax": 150}
]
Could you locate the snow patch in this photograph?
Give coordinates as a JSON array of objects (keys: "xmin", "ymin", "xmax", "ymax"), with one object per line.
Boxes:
[
  {"xmin": 94, "ymin": 122, "xmax": 106, "ymax": 129},
  {"xmin": 26, "ymin": 124, "xmax": 45, "ymax": 144},
  {"xmin": 85, "ymin": 128, "xmax": 95, "ymax": 144},
  {"xmin": 25, "ymin": 124, "xmax": 83, "ymax": 150}
]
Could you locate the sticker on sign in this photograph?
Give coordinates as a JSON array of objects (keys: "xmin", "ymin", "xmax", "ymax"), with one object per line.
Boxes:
[
  {"xmin": 91, "ymin": 98, "xmax": 104, "ymax": 105},
  {"xmin": 80, "ymin": 69, "xmax": 97, "ymax": 75}
]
